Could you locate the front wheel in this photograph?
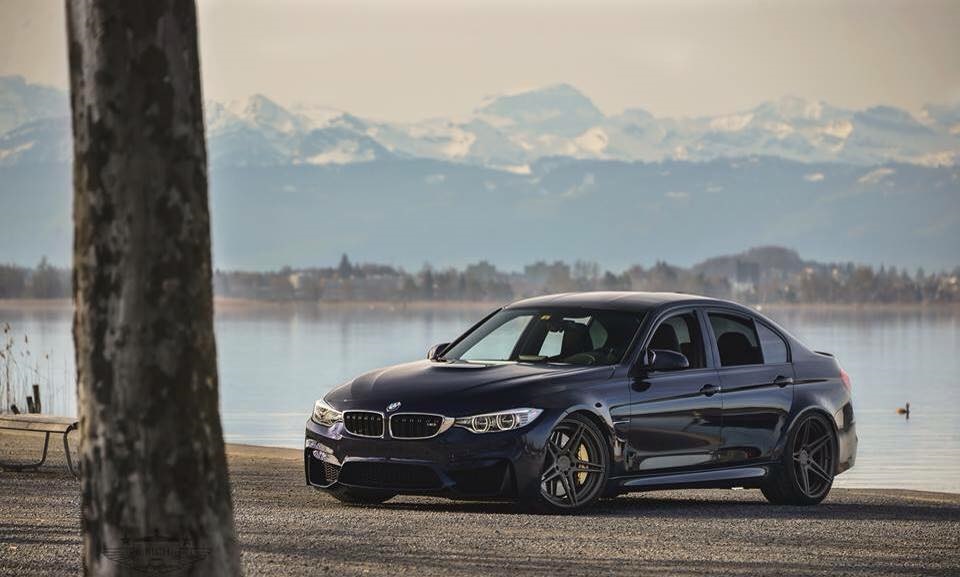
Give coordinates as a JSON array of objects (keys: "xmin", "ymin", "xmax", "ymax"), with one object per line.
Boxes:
[
  {"xmin": 762, "ymin": 412, "xmax": 836, "ymax": 505},
  {"xmin": 532, "ymin": 414, "xmax": 610, "ymax": 513}
]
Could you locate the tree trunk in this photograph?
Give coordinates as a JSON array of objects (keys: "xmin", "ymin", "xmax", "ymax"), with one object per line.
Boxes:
[{"xmin": 66, "ymin": 1, "xmax": 240, "ymax": 575}]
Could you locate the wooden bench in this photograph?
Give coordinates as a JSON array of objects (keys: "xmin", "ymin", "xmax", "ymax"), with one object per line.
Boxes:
[{"xmin": 0, "ymin": 415, "xmax": 79, "ymax": 477}]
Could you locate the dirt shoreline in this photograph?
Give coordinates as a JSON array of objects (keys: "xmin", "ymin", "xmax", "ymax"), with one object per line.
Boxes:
[{"xmin": 1, "ymin": 438, "xmax": 958, "ymax": 576}]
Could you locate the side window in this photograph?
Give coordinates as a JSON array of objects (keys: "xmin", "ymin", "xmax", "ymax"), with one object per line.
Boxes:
[
  {"xmin": 756, "ymin": 322, "xmax": 789, "ymax": 364},
  {"xmin": 708, "ymin": 313, "xmax": 762, "ymax": 367},
  {"xmin": 648, "ymin": 312, "xmax": 706, "ymax": 369}
]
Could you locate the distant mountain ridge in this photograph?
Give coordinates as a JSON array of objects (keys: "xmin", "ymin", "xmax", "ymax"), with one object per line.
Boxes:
[
  {"xmin": 693, "ymin": 246, "xmax": 811, "ymax": 279},
  {"xmin": 0, "ymin": 76, "xmax": 957, "ymax": 272},
  {"xmin": 3, "ymin": 154, "xmax": 957, "ymax": 271},
  {"xmin": 1, "ymin": 76, "xmax": 958, "ymax": 168},
  {"xmin": 0, "ymin": 76, "xmax": 68, "ymax": 135}
]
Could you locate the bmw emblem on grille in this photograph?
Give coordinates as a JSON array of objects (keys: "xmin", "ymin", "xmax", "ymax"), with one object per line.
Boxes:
[{"xmin": 386, "ymin": 401, "xmax": 402, "ymax": 412}]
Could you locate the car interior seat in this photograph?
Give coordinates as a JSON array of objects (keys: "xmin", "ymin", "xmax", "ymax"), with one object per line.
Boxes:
[
  {"xmin": 649, "ymin": 323, "xmax": 680, "ymax": 353},
  {"xmin": 717, "ymin": 331, "xmax": 761, "ymax": 365},
  {"xmin": 560, "ymin": 323, "xmax": 594, "ymax": 357}
]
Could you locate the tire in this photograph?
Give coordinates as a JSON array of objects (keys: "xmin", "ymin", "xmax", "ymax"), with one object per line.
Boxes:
[
  {"xmin": 324, "ymin": 485, "xmax": 396, "ymax": 505},
  {"xmin": 530, "ymin": 414, "xmax": 610, "ymax": 513},
  {"xmin": 762, "ymin": 412, "xmax": 836, "ymax": 506}
]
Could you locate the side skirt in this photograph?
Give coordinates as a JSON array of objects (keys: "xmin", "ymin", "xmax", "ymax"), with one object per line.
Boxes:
[{"xmin": 611, "ymin": 465, "xmax": 771, "ymax": 492}]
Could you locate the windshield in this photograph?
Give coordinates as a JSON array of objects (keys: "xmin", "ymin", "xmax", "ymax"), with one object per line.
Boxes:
[{"xmin": 441, "ymin": 308, "xmax": 644, "ymax": 366}]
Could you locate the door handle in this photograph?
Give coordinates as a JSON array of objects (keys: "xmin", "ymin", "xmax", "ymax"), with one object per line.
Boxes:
[
  {"xmin": 774, "ymin": 375, "xmax": 794, "ymax": 387},
  {"xmin": 699, "ymin": 384, "xmax": 719, "ymax": 397}
]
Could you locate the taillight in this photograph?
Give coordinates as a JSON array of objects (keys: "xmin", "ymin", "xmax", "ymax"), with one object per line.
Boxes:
[{"xmin": 839, "ymin": 368, "xmax": 852, "ymax": 391}]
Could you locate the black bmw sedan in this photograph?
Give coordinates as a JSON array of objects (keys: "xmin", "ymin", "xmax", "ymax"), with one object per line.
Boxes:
[{"xmin": 305, "ymin": 292, "xmax": 857, "ymax": 512}]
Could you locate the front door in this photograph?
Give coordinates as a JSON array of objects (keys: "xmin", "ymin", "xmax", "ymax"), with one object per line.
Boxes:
[{"xmin": 624, "ymin": 310, "xmax": 723, "ymax": 472}]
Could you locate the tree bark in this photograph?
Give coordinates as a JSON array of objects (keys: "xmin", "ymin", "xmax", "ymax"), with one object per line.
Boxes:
[{"xmin": 66, "ymin": 1, "xmax": 240, "ymax": 575}]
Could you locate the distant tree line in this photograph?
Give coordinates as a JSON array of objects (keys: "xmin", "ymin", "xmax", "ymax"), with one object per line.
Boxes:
[
  {"xmin": 3, "ymin": 250, "xmax": 959, "ymax": 304},
  {"xmin": 0, "ymin": 258, "xmax": 71, "ymax": 298},
  {"xmin": 213, "ymin": 251, "xmax": 960, "ymax": 304}
]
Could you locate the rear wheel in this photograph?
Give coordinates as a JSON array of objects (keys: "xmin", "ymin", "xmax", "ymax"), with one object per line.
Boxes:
[
  {"xmin": 325, "ymin": 485, "xmax": 396, "ymax": 505},
  {"xmin": 533, "ymin": 414, "xmax": 610, "ymax": 512},
  {"xmin": 762, "ymin": 412, "xmax": 836, "ymax": 505}
]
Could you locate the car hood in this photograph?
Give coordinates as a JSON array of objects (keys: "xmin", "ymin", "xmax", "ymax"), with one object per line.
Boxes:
[{"xmin": 324, "ymin": 359, "xmax": 610, "ymax": 414}]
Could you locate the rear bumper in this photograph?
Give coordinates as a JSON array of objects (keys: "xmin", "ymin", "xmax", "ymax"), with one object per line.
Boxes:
[
  {"xmin": 836, "ymin": 406, "xmax": 857, "ymax": 474},
  {"xmin": 304, "ymin": 413, "xmax": 554, "ymax": 498}
]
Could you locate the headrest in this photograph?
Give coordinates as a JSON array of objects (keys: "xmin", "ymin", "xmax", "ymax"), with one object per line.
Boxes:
[
  {"xmin": 561, "ymin": 323, "xmax": 593, "ymax": 357},
  {"xmin": 717, "ymin": 332, "xmax": 758, "ymax": 365},
  {"xmin": 649, "ymin": 324, "xmax": 680, "ymax": 352}
]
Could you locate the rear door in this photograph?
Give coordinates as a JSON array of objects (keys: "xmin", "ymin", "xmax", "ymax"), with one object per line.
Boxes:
[
  {"xmin": 624, "ymin": 308, "xmax": 723, "ymax": 472},
  {"xmin": 706, "ymin": 310, "xmax": 794, "ymax": 465}
]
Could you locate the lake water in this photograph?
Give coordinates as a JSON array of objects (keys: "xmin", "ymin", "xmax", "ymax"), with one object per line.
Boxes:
[{"xmin": 2, "ymin": 302, "xmax": 958, "ymax": 494}]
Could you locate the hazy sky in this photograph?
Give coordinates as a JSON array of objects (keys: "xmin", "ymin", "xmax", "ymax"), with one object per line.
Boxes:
[{"xmin": 2, "ymin": 0, "xmax": 959, "ymax": 122}]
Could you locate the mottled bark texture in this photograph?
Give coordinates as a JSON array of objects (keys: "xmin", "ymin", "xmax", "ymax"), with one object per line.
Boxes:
[{"xmin": 66, "ymin": 1, "xmax": 239, "ymax": 575}]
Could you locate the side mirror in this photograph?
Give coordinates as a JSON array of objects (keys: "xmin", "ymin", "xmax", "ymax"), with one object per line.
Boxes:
[
  {"xmin": 427, "ymin": 342, "xmax": 451, "ymax": 360},
  {"xmin": 642, "ymin": 349, "xmax": 689, "ymax": 372}
]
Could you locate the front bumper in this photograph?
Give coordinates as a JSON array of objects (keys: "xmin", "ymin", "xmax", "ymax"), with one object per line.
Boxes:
[{"xmin": 304, "ymin": 413, "xmax": 555, "ymax": 499}]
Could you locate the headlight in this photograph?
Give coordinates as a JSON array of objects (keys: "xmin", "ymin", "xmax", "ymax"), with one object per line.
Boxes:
[
  {"xmin": 312, "ymin": 399, "xmax": 342, "ymax": 427},
  {"xmin": 454, "ymin": 408, "xmax": 543, "ymax": 433}
]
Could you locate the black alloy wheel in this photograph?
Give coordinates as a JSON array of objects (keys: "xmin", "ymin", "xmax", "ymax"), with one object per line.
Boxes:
[
  {"xmin": 763, "ymin": 412, "xmax": 836, "ymax": 505},
  {"xmin": 536, "ymin": 414, "xmax": 609, "ymax": 512}
]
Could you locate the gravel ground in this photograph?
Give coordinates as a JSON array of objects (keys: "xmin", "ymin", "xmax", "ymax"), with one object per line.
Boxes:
[{"xmin": 1, "ymin": 436, "xmax": 958, "ymax": 576}]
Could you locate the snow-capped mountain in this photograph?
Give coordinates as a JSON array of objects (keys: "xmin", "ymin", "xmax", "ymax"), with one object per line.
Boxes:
[
  {"xmin": 0, "ymin": 76, "xmax": 68, "ymax": 135},
  {"xmin": 176, "ymin": 85, "xmax": 957, "ymax": 170},
  {"xmin": 2, "ymin": 76, "xmax": 957, "ymax": 169},
  {"xmin": 0, "ymin": 117, "xmax": 71, "ymax": 164},
  {"xmin": 203, "ymin": 96, "xmax": 390, "ymax": 167}
]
